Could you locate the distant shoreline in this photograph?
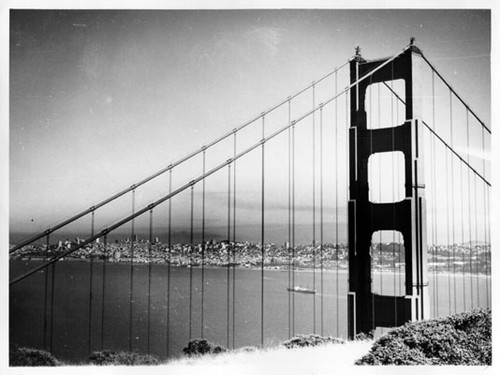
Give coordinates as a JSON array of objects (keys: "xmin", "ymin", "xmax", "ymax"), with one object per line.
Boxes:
[
  {"xmin": 10, "ymin": 257, "xmax": 349, "ymax": 273},
  {"xmin": 9, "ymin": 258, "xmax": 491, "ymax": 277}
]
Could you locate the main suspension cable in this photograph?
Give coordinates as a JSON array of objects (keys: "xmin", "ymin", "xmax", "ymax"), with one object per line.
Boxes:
[
  {"xmin": 421, "ymin": 54, "xmax": 490, "ymax": 134},
  {"xmin": 10, "ymin": 59, "xmax": 354, "ymax": 255}
]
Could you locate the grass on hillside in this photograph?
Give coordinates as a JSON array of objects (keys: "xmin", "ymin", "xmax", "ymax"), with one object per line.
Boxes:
[
  {"xmin": 9, "ymin": 308, "xmax": 491, "ymax": 367},
  {"xmin": 168, "ymin": 339, "xmax": 373, "ymax": 368}
]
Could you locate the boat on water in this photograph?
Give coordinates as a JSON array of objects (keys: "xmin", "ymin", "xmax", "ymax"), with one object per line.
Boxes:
[{"xmin": 287, "ymin": 286, "xmax": 316, "ymax": 294}]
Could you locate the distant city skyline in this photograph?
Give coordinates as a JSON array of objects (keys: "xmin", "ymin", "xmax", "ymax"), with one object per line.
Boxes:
[{"xmin": 9, "ymin": 8, "xmax": 491, "ymax": 244}]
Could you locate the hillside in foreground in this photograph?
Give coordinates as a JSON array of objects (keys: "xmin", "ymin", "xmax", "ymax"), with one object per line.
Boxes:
[
  {"xmin": 9, "ymin": 308, "xmax": 491, "ymax": 370},
  {"xmin": 356, "ymin": 308, "xmax": 491, "ymax": 365}
]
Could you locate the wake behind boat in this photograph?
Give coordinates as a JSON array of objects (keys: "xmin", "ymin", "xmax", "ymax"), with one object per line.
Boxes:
[{"xmin": 287, "ymin": 286, "xmax": 316, "ymax": 294}]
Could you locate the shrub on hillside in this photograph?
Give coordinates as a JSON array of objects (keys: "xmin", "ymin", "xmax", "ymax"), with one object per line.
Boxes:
[
  {"xmin": 182, "ymin": 339, "xmax": 227, "ymax": 356},
  {"xmin": 10, "ymin": 343, "xmax": 61, "ymax": 366},
  {"xmin": 356, "ymin": 308, "xmax": 491, "ymax": 365},
  {"xmin": 282, "ymin": 334, "xmax": 345, "ymax": 349},
  {"xmin": 88, "ymin": 350, "xmax": 159, "ymax": 365}
]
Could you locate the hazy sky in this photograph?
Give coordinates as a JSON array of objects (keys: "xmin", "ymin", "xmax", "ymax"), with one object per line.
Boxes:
[{"xmin": 7, "ymin": 8, "xmax": 491, "ymax": 242}]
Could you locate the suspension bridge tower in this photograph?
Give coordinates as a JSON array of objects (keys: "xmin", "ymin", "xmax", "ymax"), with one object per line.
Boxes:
[{"xmin": 347, "ymin": 39, "xmax": 430, "ymax": 338}]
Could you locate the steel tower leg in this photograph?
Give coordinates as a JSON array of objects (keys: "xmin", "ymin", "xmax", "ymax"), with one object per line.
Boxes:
[{"xmin": 347, "ymin": 45, "xmax": 429, "ymax": 339}]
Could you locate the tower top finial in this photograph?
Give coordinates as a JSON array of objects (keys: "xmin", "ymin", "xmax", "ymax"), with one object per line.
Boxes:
[
  {"xmin": 353, "ymin": 45, "xmax": 366, "ymax": 63},
  {"xmin": 409, "ymin": 37, "xmax": 423, "ymax": 55}
]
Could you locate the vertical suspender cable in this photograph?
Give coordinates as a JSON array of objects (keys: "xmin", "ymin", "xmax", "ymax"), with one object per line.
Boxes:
[
  {"xmin": 484, "ymin": 189, "xmax": 490, "ymax": 306},
  {"xmin": 312, "ymin": 82, "xmax": 316, "ymax": 334},
  {"xmin": 334, "ymin": 70, "xmax": 339, "ymax": 338},
  {"xmin": 189, "ymin": 185, "xmax": 194, "ymax": 340},
  {"xmin": 460, "ymin": 109, "xmax": 466, "ymax": 312},
  {"xmin": 292, "ymin": 119, "xmax": 296, "ymax": 337},
  {"xmin": 431, "ymin": 71, "xmax": 439, "ymax": 316},
  {"xmin": 201, "ymin": 151, "xmax": 206, "ymax": 338},
  {"xmin": 232, "ymin": 133, "xmax": 237, "ymax": 348},
  {"xmin": 450, "ymin": 91, "xmax": 457, "ymax": 314},
  {"xmin": 101, "ymin": 235, "xmax": 107, "ymax": 350},
  {"xmin": 88, "ymin": 211, "xmax": 95, "ymax": 354},
  {"xmin": 129, "ymin": 190, "xmax": 135, "ymax": 352},
  {"xmin": 481, "ymin": 127, "xmax": 489, "ymax": 306},
  {"xmin": 320, "ymin": 103, "xmax": 324, "ymax": 337},
  {"xmin": 50, "ymin": 251, "xmax": 56, "ymax": 353},
  {"xmin": 368, "ymin": 78, "xmax": 375, "ymax": 334},
  {"xmin": 227, "ymin": 164, "xmax": 231, "ymax": 349},
  {"xmin": 287, "ymin": 98, "xmax": 292, "ymax": 339},
  {"xmin": 485, "ymin": 183, "xmax": 490, "ymax": 306},
  {"xmin": 429, "ymin": 128, "xmax": 437, "ymax": 317},
  {"xmin": 466, "ymin": 112, "xmax": 473, "ymax": 309},
  {"xmin": 446, "ymin": 142, "xmax": 451, "ymax": 314},
  {"xmin": 260, "ymin": 114, "xmax": 265, "ymax": 347},
  {"xmin": 344, "ymin": 89, "xmax": 349, "ymax": 337},
  {"xmin": 394, "ymin": 74, "xmax": 399, "ymax": 299},
  {"xmin": 391, "ymin": 64, "xmax": 397, "ymax": 328},
  {"xmin": 166, "ymin": 170, "xmax": 172, "ymax": 356},
  {"xmin": 147, "ymin": 209, "xmax": 153, "ymax": 354},
  {"xmin": 396, "ymin": 77, "xmax": 402, "ymax": 301},
  {"xmin": 43, "ymin": 234, "xmax": 50, "ymax": 350},
  {"xmin": 460, "ymin": 160, "xmax": 466, "ymax": 312},
  {"xmin": 474, "ymin": 175, "xmax": 479, "ymax": 307},
  {"xmin": 378, "ymin": 83, "xmax": 384, "ymax": 305}
]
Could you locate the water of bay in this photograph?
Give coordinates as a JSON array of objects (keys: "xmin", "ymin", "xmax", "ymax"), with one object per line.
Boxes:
[{"xmin": 9, "ymin": 260, "xmax": 490, "ymax": 363}]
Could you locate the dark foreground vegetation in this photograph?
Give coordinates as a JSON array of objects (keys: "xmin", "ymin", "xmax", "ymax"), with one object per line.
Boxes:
[
  {"xmin": 10, "ymin": 308, "xmax": 490, "ymax": 366},
  {"xmin": 9, "ymin": 343, "xmax": 61, "ymax": 366},
  {"xmin": 182, "ymin": 338, "xmax": 228, "ymax": 356},
  {"xmin": 356, "ymin": 308, "xmax": 491, "ymax": 365},
  {"xmin": 87, "ymin": 350, "xmax": 159, "ymax": 365},
  {"xmin": 281, "ymin": 334, "xmax": 346, "ymax": 349}
]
